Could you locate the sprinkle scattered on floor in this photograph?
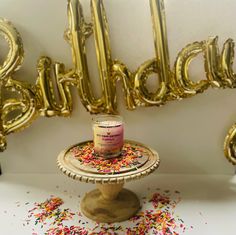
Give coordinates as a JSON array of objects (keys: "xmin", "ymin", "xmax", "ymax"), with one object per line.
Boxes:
[{"xmin": 14, "ymin": 188, "xmax": 194, "ymax": 235}]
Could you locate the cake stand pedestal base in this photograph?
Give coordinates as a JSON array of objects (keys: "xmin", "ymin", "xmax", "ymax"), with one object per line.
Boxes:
[{"xmin": 81, "ymin": 183, "xmax": 141, "ymax": 223}]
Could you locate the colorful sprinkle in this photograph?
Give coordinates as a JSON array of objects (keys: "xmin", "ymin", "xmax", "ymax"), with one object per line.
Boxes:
[
  {"xmin": 46, "ymin": 225, "xmax": 88, "ymax": 235},
  {"xmin": 26, "ymin": 197, "xmax": 75, "ymax": 227},
  {"xmin": 22, "ymin": 189, "xmax": 193, "ymax": 235},
  {"xmin": 70, "ymin": 142, "xmax": 145, "ymax": 173}
]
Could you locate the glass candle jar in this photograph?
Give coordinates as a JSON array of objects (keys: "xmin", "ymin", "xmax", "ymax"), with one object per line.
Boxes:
[{"xmin": 92, "ymin": 115, "xmax": 124, "ymax": 158}]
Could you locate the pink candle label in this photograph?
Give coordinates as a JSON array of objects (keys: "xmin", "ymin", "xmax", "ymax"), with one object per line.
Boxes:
[{"xmin": 93, "ymin": 121, "xmax": 124, "ymax": 157}]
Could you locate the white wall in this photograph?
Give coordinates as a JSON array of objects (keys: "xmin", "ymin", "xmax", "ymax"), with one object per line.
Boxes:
[{"xmin": 0, "ymin": 0, "xmax": 235, "ymax": 174}]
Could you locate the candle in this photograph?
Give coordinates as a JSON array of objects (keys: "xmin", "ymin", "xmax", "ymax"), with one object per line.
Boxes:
[{"xmin": 93, "ymin": 115, "xmax": 124, "ymax": 158}]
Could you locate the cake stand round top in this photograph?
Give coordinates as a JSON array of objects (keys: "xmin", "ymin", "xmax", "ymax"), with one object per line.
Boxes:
[{"xmin": 57, "ymin": 140, "xmax": 160, "ymax": 184}]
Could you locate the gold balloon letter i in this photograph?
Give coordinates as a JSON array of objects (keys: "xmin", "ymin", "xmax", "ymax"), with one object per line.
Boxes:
[{"xmin": 0, "ymin": 0, "xmax": 236, "ymax": 165}]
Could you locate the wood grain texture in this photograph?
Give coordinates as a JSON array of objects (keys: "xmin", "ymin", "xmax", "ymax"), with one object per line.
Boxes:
[{"xmin": 80, "ymin": 188, "xmax": 141, "ymax": 223}]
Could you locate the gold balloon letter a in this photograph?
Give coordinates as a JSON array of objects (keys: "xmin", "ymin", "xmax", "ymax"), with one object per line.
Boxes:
[{"xmin": 0, "ymin": 0, "xmax": 236, "ymax": 166}]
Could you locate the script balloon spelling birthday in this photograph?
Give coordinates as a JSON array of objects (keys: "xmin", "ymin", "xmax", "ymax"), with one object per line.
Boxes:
[{"xmin": 0, "ymin": 0, "xmax": 236, "ymax": 165}]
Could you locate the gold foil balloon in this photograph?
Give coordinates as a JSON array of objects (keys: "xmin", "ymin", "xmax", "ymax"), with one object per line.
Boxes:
[
  {"xmin": 224, "ymin": 123, "xmax": 236, "ymax": 165},
  {"xmin": 35, "ymin": 56, "xmax": 75, "ymax": 117},
  {"xmin": 205, "ymin": 37, "xmax": 226, "ymax": 88},
  {"xmin": 0, "ymin": 19, "xmax": 38, "ymax": 151},
  {"xmin": 90, "ymin": 0, "xmax": 137, "ymax": 111},
  {"xmin": 36, "ymin": 56, "xmax": 58, "ymax": 117},
  {"xmin": 2, "ymin": 78, "xmax": 38, "ymax": 134},
  {"xmin": 0, "ymin": 0, "xmax": 236, "ymax": 167},
  {"xmin": 174, "ymin": 41, "xmax": 209, "ymax": 98},
  {"xmin": 205, "ymin": 37, "xmax": 235, "ymax": 88},
  {"xmin": 135, "ymin": 0, "xmax": 171, "ymax": 106},
  {"xmin": 111, "ymin": 61, "xmax": 137, "ymax": 110},
  {"xmin": 0, "ymin": 77, "xmax": 38, "ymax": 151},
  {"xmin": 135, "ymin": 59, "xmax": 168, "ymax": 106},
  {"xmin": 221, "ymin": 38, "xmax": 236, "ymax": 88},
  {"xmin": 0, "ymin": 131, "xmax": 6, "ymax": 152},
  {"xmin": 0, "ymin": 19, "xmax": 24, "ymax": 80},
  {"xmin": 66, "ymin": 0, "xmax": 104, "ymax": 114},
  {"xmin": 0, "ymin": 84, "xmax": 6, "ymax": 151},
  {"xmin": 91, "ymin": 0, "xmax": 114, "ymax": 113},
  {"xmin": 66, "ymin": 0, "xmax": 137, "ymax": 113},
  {"xmin": 53, "ymin": 62, "xmax": 76, "ymax": 116}
]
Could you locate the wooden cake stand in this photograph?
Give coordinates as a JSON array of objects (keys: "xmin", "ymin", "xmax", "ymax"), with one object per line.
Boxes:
[{"xmin": 57, "ymin": 140, "xmax": 160, "ymax": 223}]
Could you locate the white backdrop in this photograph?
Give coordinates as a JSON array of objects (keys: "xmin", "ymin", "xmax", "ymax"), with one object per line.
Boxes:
[{"xmin": 0, "ymin": 0, "xmax": 235, "ymax": 174}]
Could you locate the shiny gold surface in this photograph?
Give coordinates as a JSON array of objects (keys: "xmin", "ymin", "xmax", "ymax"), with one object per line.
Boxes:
[
  {"xmin": 0, "ymin": 0, "xmax": 235, "ymax": 164},
  {"xmin": 224, "ymin": 124, "xmax": 236, "ymax": 165}
]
